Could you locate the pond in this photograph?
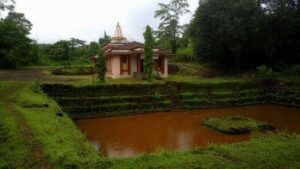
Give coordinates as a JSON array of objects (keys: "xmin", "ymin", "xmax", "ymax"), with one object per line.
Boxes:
[{"xmin": 75, "ymin": 105, "xmax": 300, "ymax": 158}]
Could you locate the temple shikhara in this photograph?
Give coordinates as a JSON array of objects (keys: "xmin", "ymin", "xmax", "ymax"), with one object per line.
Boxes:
[{"xmin": 99, "ymin": 23, "xmax": 171, "ymax": 79}]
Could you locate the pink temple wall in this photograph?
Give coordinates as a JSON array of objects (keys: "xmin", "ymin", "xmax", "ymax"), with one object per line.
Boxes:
[{"xmin": 107, "ymin": 55, "xmax": 168, "ymax": 79}]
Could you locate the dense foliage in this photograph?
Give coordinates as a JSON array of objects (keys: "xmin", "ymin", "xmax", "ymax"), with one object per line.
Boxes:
[
  {"xmin": 144, "ymin": 25, "xmax": 154, "ymax": 81},
  {"xmin": 155, "ymin": 0, "xmax": 190, "ymax": 54},
  {"xmin": 42, "ymin": 38, "xmax": 85, "ymax": 61},
  {"xmin": 0, "ymin": 12, "xmax": 39, "ymax": 68},
  {"xmin": 38, "ymin": 32, "xmax": 111, "ymax": 64},
  {"xmin": 191, "ymin": 0, "xmax": 300, "ymax": 73},
  {"xmin": 0, "ymin": 0, "xmax": 14, "ymax": 16}
]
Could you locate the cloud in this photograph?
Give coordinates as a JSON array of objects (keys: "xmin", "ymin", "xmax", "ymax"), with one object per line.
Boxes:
[{"xmin": 15, "ymin": 0, "xmax": 198, "ymax": 44}]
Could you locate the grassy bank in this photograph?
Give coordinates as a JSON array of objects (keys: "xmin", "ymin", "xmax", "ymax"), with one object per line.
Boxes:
[
  {"xmin": 108, "ymin": 135, "xmax": 300, "ymax": 169},
  {"xmin": 0, "ymin": 83, "xmax": 36, "ymax": 169},
  {"xmin": 0, "ymin": 82, "xmax": 101, "ymax": 168}
]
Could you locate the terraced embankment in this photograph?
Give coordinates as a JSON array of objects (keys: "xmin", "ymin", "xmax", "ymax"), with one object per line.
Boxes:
[{"xmin": 42, "ymin": 80, "xmax": 300, "ymax": 119}]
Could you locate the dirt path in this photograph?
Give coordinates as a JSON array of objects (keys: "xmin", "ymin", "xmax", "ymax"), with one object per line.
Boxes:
[
  {"xmin": 0, "ymin": 68, "xmax": 47, "ymax": 81},
  {"xmin": 1, "ymin": 84, "xmax": 51, "ymax": 169}
]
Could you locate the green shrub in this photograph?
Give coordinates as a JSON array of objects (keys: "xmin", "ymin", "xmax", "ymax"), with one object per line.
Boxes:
[
  {"xmin": 168, "ymin": 64, "xmax": 180, "ymax": 75},
  {"xmin": 255, "ymin": 65, "xmax": 273, "ymax": 80},
  {"xmin": 280, "ymin": 65, "xmax": 300, "ymax": 76},
  {"xmin": 32, "ymin": 80, "xmax": 42, "ymax": 93},
  {"xmin": 175, "ymin": 44, "xmax": 195, "ymax": 62}
]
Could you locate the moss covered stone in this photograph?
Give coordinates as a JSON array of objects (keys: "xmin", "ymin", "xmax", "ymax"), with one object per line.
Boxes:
[{"xmin": 204, "ymin": 116, "xmax": 274, "ymax": 134}]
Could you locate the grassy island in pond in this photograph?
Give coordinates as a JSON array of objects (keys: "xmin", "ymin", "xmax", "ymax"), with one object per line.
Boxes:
[{"xmin": 204, "ymin": 116, "xmax": 274, "ymax": 134}]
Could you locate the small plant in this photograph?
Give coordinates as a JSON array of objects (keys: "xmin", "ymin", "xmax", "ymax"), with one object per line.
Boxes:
[
  {"xmin": 163, "ymin": 99, "xmax": 172, "ymax": 105},
  {"xmin": 33, "ymin": 80, "xmax": 42, "ymax": 93}
]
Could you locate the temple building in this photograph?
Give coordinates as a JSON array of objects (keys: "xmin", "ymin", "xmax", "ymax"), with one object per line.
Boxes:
[{"xmin": 100, "ymin": 23, "xmax": 171, "ymax": 79}]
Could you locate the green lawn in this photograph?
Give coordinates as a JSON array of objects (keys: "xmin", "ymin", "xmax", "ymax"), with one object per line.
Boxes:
[{"xmin": 108, "ymin": 135, "xmax": 300, "ymax": 169}]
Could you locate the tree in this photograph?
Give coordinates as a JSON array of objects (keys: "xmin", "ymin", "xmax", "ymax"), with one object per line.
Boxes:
[
  {"xmin": 87, "ymin": 42, "xmax": 99, "ymax": 57},
  {"xmin": 69, "ymin": 38, "xmax": 85, "ymax": 59},
  {"xmin": 260, "ymin": 0, "xmax": 300, "ymax": 66},
  {"xmin": 97, "ymin": 49, "xmax": 106, "ymax": 83},
  {"xmin": 5, "ymin": 12, "xmax": 31, "ymax": 33},
  {"xmin": 47, "ymin": 40, "xmax": 71, "ymax": 61},
  {"xmin": 143, "ymin": 25, "xmax": 154, "ymax": 82},
  {"xmin": 0, "ymin": 0, "xmax": 15, "ymax": 17},
  {"xmin": 45, "ymin": 38, "xmax": 88, "ymax": 61},
  {"xmin": 0, "ymin": 12, "xmax": 38, "ymax": 68},
  {"xmin": 98, "ymin": 31, "xmax": 111, "ymax": 48},
  {"xmin": 191, "ymin": 0, "xmax": 260, "ymax": 72},
  {"xmin": 190, "ymin": 0, "xmax": 300, "ymax": 73},
  {"xmin": 155, "ymin": 0, "xmax": 190, "ymax": 53}
]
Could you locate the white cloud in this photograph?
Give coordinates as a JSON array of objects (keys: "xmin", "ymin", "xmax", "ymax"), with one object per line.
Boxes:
[{"xmin": 15, "ymin": 0, "xmax": 198, "ymax": 44}]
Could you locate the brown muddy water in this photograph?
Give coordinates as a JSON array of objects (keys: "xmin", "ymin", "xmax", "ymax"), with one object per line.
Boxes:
[{"xmin": 75, "ymin": 105, "xmax": 300, "ymax": 158}]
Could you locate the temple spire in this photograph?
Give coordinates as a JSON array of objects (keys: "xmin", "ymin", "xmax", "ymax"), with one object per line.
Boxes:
[{"xmin": 112, "ymin": 22, "xmax": 127, "ymax": 43}]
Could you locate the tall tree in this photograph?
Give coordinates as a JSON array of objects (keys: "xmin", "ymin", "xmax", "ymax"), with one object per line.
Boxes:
[
  {"xmin": 97, "ymin": 49, "xmax": 106, "ymax": 83},
  {"xmin": 143, "ymin": 25, "xmax": 154, "ymax": 82},
  {"xmin": 191, "ymin": 0, "xmax": 263, "ymax": 72},
  {"xmin": 190, "ymin": 0, "xmax": 300, "ymax": 73},
  {"xmin": 155, "ymin": 0, "xmax": 190, "ymax": 53},
  {"xmin": 45, "ymin": 38, "xmax": 87, "ymax": 61},
  {"xmin": 0, "ymin": 12, "xmax": 38, "ymax": 68}
]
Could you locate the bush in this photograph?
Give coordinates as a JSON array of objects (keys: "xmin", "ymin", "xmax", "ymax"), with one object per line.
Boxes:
[
  {"xmin": 280, "ymin": 65, "xmax": 300, "ymax": 76},
  {"xmin": 175, "ymin": 45, "xmax": 195, "ymax": 62},
  {"xmin": 168, "ymin": 64, "xmax": 180, "ymax": 75},
  {"xmin": 255, "ymin": 65, "xmax": 273, "ymax": 80}
]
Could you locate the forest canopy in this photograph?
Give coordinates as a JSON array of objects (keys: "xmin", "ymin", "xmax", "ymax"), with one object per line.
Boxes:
[{"xmin": 190, "ymin": 0, "xmax": 300, "ymax": 72}]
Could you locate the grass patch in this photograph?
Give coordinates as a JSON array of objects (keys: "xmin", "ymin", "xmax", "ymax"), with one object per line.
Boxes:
[
  {"xmin": 204, "ymin": 116, "xmax": 274, "ymax": 134},
  {"xmin": 0, "ymin": 82, "xmax": 102, "ymax": 168},
  {"xmin": 0, "ymin": 83, "xmax": 36, "ymax": 169},
  {"xmin": 107, "ymin": 135, "xmax": 300, "ymax": 169}
]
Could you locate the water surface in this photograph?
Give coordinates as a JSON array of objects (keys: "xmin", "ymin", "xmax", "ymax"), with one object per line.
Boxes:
[{"xmin": 75, "ymin": 105, "xmax": 300, "ymax": 157}]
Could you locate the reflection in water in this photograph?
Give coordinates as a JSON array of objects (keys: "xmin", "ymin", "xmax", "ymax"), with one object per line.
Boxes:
[
  {"xmin": 177, "ymin": 131, "xmax": 192, "ymax": 150},
  {"xmin": 106, "ymin": 147, "xmax": 136, "ymax": 158},
  {"xmin": 75, "ymin": 105, "xmax": 300, "ymax": 158}
]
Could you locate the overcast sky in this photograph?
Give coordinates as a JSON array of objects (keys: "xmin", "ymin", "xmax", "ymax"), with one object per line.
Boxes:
[{"xmin": 14, "ymin": 0, "xmax": 198, "ymax": 44}]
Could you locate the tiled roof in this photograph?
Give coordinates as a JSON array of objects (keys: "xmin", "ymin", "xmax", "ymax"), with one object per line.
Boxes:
[{"xmin": 104, "ymin": 41, "xmax": 168, "ymax": 52}]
